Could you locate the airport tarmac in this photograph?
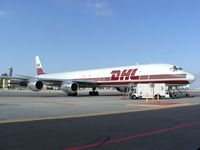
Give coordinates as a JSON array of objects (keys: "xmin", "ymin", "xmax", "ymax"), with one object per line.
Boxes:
[
  {"xmin": 0, "ymin": 89, "xmax": 200, "ymax": 150},
  {"xmin": 0, "ymin": 89, "xmax": 198, "ymax": 122}
]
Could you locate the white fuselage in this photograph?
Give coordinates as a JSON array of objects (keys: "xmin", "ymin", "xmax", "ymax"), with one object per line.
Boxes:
[{"xmin": 37, "ymin": 64, "xmax": 195, "ymax": 88}]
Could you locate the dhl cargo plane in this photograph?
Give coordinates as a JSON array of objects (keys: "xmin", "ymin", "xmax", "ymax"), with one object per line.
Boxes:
[{"xmin": 0, "ymin": 56, "xmax": 196, "ymax": 97}]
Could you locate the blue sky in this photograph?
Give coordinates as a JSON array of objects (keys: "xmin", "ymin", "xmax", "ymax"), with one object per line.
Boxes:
[{"xmin": 0, "ymin": 0, "xmax": 200, "ymax": 87}]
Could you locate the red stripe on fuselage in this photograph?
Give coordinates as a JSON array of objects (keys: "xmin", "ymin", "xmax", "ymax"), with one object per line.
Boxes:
[
  {"xmin": 149, "ymin": 74, "xmax": 186, "ymax": 79},
  {"xmin": 75, "ymin": 74, "xmax": 187, "ymax": 83},
  {"xmin": 140, "ymin": 75, "xmax": 149, "ymax": 80},
  {"xmin": 96, "ymin": 80, "xmax": 189, "ymax": 85}
]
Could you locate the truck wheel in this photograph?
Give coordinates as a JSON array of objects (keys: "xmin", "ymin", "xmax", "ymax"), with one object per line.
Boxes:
[
  {"xmin": 131, "ymin": 95, "xmax": 137, "ymax": 100},
  {"xmin": 170, "ymin": 93, "xmax": 176, "ymax": 99}
]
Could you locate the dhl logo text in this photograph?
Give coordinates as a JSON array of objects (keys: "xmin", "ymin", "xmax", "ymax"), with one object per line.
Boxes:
[{"xmin": 111, "ymin": 69, "xmax": 138, "ymax": 80}]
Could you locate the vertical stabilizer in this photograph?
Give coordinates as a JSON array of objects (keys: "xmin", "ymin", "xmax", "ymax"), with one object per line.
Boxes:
[{"xmin": 35, "ymin": 56, "xmax": 45, "ymax": 75}]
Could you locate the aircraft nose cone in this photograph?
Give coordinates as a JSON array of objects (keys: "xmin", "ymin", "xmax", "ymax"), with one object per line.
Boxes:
[{"xmin": 187, "ymin": 73, "xmax": 196, "ymax": 83}]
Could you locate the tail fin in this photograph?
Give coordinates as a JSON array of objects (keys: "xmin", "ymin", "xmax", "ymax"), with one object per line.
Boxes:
[{"xmin": 35, "ymin": 56, "xmax": 45, "ymax": 75}]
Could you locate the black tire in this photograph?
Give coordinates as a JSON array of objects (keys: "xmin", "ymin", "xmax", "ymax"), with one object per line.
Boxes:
[
  {"xmin": 89, "ymin": 91, "xmax": 99, "ymax": 96},
  {"xmin": 131, "ymin": 95, "xmax": 137, "ymax": 100},
  {"xmin": 170, "ymin": 93, "xmax": 176, "ymax": 99},
  {"xmin": 89, "ymin": 91, "xmax": 93, "ymax": 96},
  {"xmin": 154, "ymin": 94, "xmax": 161, "ymax": 99},
  {"xmin": 95, "ymin": 91, "xmax": 99, "ymax": 96}
]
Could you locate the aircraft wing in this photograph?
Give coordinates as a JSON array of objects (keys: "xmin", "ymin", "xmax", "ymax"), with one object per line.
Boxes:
[
  {"xmin": 0, "ymin": 75, "xmax": 32, "ymax": 81},
  {"xmin": 36, "ymin": 77, "xmax": 98, "ymax": 87},
  {"xmin": 1, "ymin": 75, "xmax": 98, "ymax": 88}
]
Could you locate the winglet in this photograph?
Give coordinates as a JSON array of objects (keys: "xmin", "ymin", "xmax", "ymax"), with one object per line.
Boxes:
[{"xmin": 35, "ymin": 56, "xmax": 45, "ymax": 75}]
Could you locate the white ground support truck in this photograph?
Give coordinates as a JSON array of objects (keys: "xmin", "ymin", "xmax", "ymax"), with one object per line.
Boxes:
[{"xmin": 129, "ymin": 83, "xmax": 170, "ymax": 99}]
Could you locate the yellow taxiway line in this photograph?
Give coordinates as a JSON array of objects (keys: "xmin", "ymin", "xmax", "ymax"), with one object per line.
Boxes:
[
  {"xmin": 0, "ymin": 108, "xmax": 154, "ymax": 124},
  {"xmin": 127, "ymin": 103, "xmax": 192, "ymax": 108}
]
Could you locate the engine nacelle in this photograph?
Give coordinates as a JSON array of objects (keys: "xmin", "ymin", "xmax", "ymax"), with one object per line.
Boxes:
[
  {"xmin": 28, "ymin": 80, "xmax": 43, "ymax": 91},
  {"xmin": 116, "ymin": 87, "xmax": 128, "ymax": 93},
  {"xmin": 61, "ymin": 81, "xmax": 79, "ymax": 94},
  {"xmin": 20, "ymin": 81, "xmax": 28, "ymax": 87}
]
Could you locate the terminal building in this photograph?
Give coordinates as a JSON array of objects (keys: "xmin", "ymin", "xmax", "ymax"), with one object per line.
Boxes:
[{"xmin": 0, "ymin": 67, "xmax": 13, "ymax": 89}]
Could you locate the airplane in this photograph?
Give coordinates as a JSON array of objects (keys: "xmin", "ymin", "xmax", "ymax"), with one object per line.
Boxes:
[{"xmin": 0, "ymin": 56, "xmax": 196, "ymax": 98}]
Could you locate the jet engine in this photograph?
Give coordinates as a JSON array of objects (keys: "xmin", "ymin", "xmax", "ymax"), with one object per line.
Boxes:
[
  {"xmin": 61, "ymin": 81, "xmax": 79, "ymax": 94},
  {"xmin": 27, "ymin": 80, "xmax": 43, "ymax": 91},
  {"xmin": 116, "ymin": 87, "xmax": 128, "ymax": 92}
]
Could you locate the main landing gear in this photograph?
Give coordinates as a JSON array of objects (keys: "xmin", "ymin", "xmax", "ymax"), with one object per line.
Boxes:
[{"xmin": 89, "ymin": 88, "xmax": 99, "ymax": 96}]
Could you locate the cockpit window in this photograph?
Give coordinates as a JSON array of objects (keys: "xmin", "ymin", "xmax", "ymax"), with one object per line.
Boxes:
[
  {"xmin": 170, "ymin": 66, "xmax": 183, "ymax": 71},
  {"xmin": 178, "ymin": 67, "xmax": 183, "ymax": 70}
]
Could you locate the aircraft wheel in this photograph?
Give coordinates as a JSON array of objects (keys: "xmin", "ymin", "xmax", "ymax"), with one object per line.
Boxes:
[
  {"xmin": 95, "ymin": 91, "xmax": 99, "ymax": 96},
  {"xmin": 89, "ymin": 91, "xmax": 93, "ymax": 96},
  {"xmin": 89, "ymin": 91, "xmax": 99, "ymax": 96}
]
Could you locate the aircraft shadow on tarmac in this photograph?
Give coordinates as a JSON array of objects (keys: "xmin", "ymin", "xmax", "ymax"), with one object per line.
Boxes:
[{"xmin": 0, "ymin": 90, "xmax": 123, "ymax": 97}]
